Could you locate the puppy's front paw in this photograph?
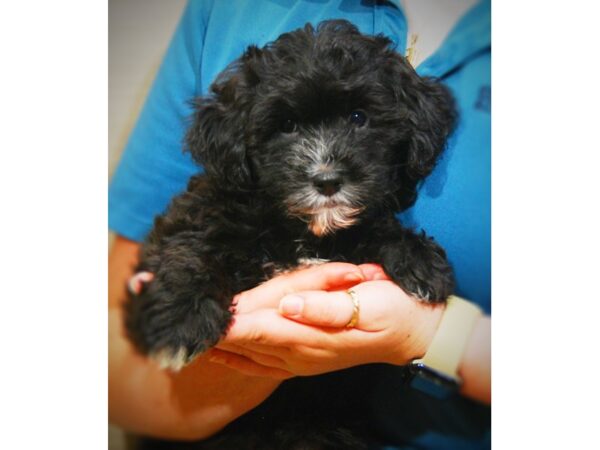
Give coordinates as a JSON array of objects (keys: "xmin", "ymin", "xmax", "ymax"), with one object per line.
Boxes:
[
  {"xmin": 380, "ymin": 233, "xmax": 454, "ymax": 303},
  {"xmin": 125, "ymin": 279, "xmax": 233, "ymax": 370},
  {"xmin": 399, "ymin": 276, "xmax": 450, "ymax": 304}
]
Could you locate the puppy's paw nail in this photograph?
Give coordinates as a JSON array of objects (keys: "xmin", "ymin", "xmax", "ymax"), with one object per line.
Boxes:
[{"xmin": 150, "ymin": 347, "xmax": 191, "ymax": 372}]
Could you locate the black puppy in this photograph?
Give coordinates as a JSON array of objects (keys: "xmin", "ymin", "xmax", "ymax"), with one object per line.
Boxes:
[{"xmin": 126, "ymin": 20, "xmax": 456, "ymax": 449}]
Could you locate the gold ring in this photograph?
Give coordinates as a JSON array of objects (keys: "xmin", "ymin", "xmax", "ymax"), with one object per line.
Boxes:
[{"xmin": 345, "ymin": 289, "xmax": 360, "ymax": 328}]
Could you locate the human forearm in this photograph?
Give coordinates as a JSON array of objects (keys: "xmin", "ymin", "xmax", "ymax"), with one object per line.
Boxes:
[{"xmin": 458, "ymin": 315, "xmax": 491, "ymax": 404}]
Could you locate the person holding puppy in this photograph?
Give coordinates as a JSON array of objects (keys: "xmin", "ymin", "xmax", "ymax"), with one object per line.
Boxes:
[{"xmin": 109, "ymin": 0, "xmax": 491, "ymax": 448}]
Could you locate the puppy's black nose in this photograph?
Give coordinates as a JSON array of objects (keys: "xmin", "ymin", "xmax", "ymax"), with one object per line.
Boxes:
[{"xmin": 312, "ymin": 173, "xmax": 343, "ymax": 196}]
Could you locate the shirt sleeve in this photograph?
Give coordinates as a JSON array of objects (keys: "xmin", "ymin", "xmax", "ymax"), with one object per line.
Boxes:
[{"xmin": 109, "ymin": 0, "xmax": 212, "ymax": 242}]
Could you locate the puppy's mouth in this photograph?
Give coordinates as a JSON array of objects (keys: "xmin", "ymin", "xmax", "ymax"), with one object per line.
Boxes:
[
  {"xmin": 307, "ymin": 205, "xmax": 365, "ymax": 236},
  {"xmin": 286, "ymin": 190, "xmax": 365, "ymax": 237}
]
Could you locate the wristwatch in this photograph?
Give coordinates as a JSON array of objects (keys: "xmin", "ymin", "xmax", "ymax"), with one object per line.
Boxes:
[{"xmin": 407, "ymin": 295, "xmax": 482, "ymax": 399}]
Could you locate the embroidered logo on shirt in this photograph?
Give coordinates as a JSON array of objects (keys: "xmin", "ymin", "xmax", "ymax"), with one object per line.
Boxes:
[{"xmin": 474, "ymin": 85, "xmax": 491, "ymax": 113}]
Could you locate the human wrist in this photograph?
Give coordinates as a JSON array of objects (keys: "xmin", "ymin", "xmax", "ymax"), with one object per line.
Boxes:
[
  {"xmin": 387, "ymin": 301, "xmax": 445, "ymax": 366},
  {"xmin": 410, "ymin": 303, "xmax": 446, "ymax": 361}
]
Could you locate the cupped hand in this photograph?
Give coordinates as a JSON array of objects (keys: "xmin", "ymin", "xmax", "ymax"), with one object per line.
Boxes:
[
  {"xmin": 211, "ymin": 264, "xmax": 445, "ymax": 378},
  {"xmin": 231, "ymin": 262, "xmax": 386, "ymax": 314}
]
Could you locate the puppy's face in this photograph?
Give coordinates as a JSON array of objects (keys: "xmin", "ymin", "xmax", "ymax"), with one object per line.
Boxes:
[
  {"xmin": 248, "ymin": 82, "xmax": 403, "ymax": 236},
  {"xmin": 187, "ymin": 21, "xmax": 456, "ymax": 236}
]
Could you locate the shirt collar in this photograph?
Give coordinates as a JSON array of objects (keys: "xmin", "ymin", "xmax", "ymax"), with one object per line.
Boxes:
[
  {"xmin": 417, "ymin": 0, "xmax": 490, "ymax": 78},
  {"xmin": 386, "ymin": 0, "xmax": 491, "ymax": 78}
]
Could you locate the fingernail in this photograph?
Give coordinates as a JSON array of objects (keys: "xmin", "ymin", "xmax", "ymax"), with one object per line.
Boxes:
[
  {"xmin": 280, "ymin": 295, "xmax": 304, "ymax": 316},
  {"xmin": 373, "ymin": 272, "xmax": 387, "ymax": 280},
  {"xmin": 207, "ymin": 350, "xmax": 224, "ymax": 363},
  {"xmin": 139, "ymin": 272, "xmax": 154, "ymax": 282},
  {"xmin": 128, "ymin": 278, "xmax": 141, "ymax": 295},
  {"xmin": 128, "ymin": 272, "xmax": 154, "ymax": 295},
  {"xmin": 344, "ymin": 272, "xmax": 364, "ymax": 283}
]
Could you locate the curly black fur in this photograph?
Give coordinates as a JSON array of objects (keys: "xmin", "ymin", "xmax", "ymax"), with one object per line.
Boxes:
[{"xmin": 125, "ymin": 20, "xmax": 456, "ymax": 449}]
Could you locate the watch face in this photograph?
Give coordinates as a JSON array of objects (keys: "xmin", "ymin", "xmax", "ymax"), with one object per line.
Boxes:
[{"xmin": 408, "ymin": 363, "xmax": 460, "ymax": 399}]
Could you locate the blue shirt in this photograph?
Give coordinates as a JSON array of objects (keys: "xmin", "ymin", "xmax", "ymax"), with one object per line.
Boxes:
[{"xmin": 109, "ymin": 1, "xmax": 491, "ymax": 448}]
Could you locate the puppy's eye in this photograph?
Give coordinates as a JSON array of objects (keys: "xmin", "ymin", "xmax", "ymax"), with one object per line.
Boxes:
[
  {"xmin": 280, "ymin": 119, "xmax": 297, "ymax": 134},
  {"xmin": 349, "ymin": 111, "xmax": 367, "ymax": 127}
]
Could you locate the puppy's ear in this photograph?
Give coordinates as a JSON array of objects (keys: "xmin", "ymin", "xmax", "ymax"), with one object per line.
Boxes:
[
  {"xmin": 403, "ymin": 77, "xmax": 457, "ymax": 179},
  {"xmin": 186, "ymin": 46, "xmax": 263, "ymax": 187}
]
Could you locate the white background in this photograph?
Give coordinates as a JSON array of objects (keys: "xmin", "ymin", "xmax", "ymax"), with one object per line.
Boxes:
[{"xmin": 0, "ymin": 1, "xmax": 598, "ymax": 449}]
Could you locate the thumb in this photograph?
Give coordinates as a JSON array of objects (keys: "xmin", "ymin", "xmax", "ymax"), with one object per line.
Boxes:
[
  {"xmin": 234, "ymin": 263, "xmax": 364, "ymax": 314},
  {"xmin": 278, "ymin": 290, "xmax": 357, "ymax": 328}
]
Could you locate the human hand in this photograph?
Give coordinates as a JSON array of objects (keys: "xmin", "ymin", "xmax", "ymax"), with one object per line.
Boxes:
[
  {"xmin": 231, "ymin": 262, "xmax": 374, "ymax": 314},
  {"xmin": 204, "ymin": 262, "xmax": 384, "ymax": 378},
  {"xmin": 127, "ymin": 262, "xmax": 380, "ymax": 377},
  {"xmin": 212, "ymin": 271, "xmax": 445, "ymax": 378}
]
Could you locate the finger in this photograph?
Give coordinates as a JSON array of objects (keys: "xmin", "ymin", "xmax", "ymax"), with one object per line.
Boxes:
[
  {"xmin": 235, "ymin": 262, "xmax": 364, "ymax": 313},
  {"xmin": 357, "ymin": 264, "xmax": 390, "ymax": 281},
  {"xmin": 222, "ymin": 340, "xmax": 336, "ymax": 364},
  {"xmin": 127, "ymin": 271, "xmax": 154, "ymax": 295},
  {"xmin": 278, "ymin": 290, "xmax": 358, "ymax": 328},
  {"xmin": 216, "ymin": 343, "xmax": 289, "ymax": 370},
  {"xmin": 218, "ymin": 341, "xmax": 291, "ymax": 359},
  {"xmin": 208, "ymin": 348, "xmax": 294, "ymax": 379},
  {"xmin": 224, "ymin": 309, "xmax": 324, "ymax": 347}
]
